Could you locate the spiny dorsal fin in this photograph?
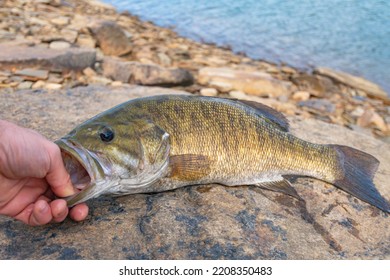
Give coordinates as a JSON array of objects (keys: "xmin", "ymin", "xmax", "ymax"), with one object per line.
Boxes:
[
  {"xmin": 169, "ymin": 154, "xmax": 212, "ymax": 181},
  {"xmin": 235, "ymin": 99, "xmax": 289, "ymax": 131}
]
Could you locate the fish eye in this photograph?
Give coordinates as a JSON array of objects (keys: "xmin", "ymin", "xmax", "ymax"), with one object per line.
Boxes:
[{"xmin": 99, "ymin": 126, "xmax": 115, "ymax": 142}]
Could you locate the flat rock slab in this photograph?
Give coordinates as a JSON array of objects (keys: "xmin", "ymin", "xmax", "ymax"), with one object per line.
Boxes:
[
  {"xmin": 314, "ymin": 67, "xmax": 388, "ymax": 99},
  {"xmin": 103, "ymin": 57, "xmax": 194, "ymax": 87},
  {"xmin": 0, "ymin": 44, "xmax": 96, "ymax": 71},
  {"xmin": 0, "ymin": 85, "xmax": 389, "ymax": 260}
]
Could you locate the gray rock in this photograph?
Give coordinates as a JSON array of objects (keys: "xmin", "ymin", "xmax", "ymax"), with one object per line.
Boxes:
[
  {"xmin": 103, "ymin": 57, "xmax": 194, "ymax": 87},
  {"xmin": 314, "ymin": 67, "xmax": 388, "ymax": 99},
  {"xmin": 298, "ymin": 98, "xmax": 336, "ymax": 114},
  {"xmin": 0, "ymin": 85, "xmax": 388, "ymax": 260},
  {"xmin": 0, "ymin": 44, "xmax": 96, "ymax": 71},
  {"xmin": 14, "ymin": 68, "xmax": 49, "ymax": 81},
  {"xmin": 90, "ymin": 21, "xmax": 132, "ymax": 56}
]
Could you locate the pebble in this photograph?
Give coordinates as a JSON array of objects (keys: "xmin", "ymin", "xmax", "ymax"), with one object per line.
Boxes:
[
  {"xmin": 292, "ymin": 91, "xmax": 310, "ymax": 101},
  {"xmin": 357, "ymin": 110, "xmax": 388, "ymax": 132},
  {"xmin": 76, "ymin": 34, "xmax": 96, "ymax": 48},
  {"xmin": 200, "ymin": 88, "xmax": 218, "ymax": 96},
  {"xmin": 229, "ymin": 90, "xmax": 247, "ymax": 99},
  {"xmin": 110, "ymin": 81, "xmax": 123, "ymax": 87},
  {"xmin": 50, "ymin": 17, "xmax": 70, "ymax": 26},
  {"xmin": 49, "ymin": 41, "xmax": 71, "ymax": 49},
  {"xmin": 83, "ymin": 67, "xmax": 97, "ymax": 77},
  {"xmin": 45, "ymin": 83, "xmax": 62, "ymax": 90},
  {"xmin": 209, "ymin": 80, "xmax": 233, "ymax": 92},
  {"xmin": 17, "ymin": 81, "xmax": 33, "ymax": 89},
  {"xmin": 32, "ymin": 80, "xmax": 46, "ymax": 89}
]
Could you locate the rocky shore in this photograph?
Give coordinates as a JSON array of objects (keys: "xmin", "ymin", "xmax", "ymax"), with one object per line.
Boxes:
[
  {"xmin": 0, "ymin": 0, "xmax": 389, "ymax": 260},
  {"xmin": 0, "ymin": 0, "xmax": 389, "ymax": 140}
]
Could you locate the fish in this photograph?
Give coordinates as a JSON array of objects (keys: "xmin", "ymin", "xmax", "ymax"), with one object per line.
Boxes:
[{"xmin": 55, "ymin": 95, "xmax": 390, "ymax": 213}]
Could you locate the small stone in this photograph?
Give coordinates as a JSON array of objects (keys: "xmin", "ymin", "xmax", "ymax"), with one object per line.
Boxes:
[
  {"xmin": 49, "ymin": 41, "xmax": 71, "ymax": 50},
  {"xmin": 61, "ymin": 29, "xmax": 78, "ymax": 43},
  {"xmin": 292, "ymin": 91, "xmax": 310, "ymax": 101},
  {"xmin": 229, "ymin": 90, "xmax": 247, "ymax": 99},
  {"xmin": 50, "ymin": 16, "xmax": 70, "ymax": 26},
  {"xmin": 157, "ymin": 52, "xmax": 172, "ymax": 67},
  {"xmin": 298, "ymin": 99, "xmax": 336, "ymax": 114},
  {"xmin": 15, "ymin": 68, "xmax": 49, "ymax": 81},
  {"xmin": 83, "ymin": 67, "xmax": 97, "ymax": 77},
  {"xmin": 281, "ymin": 66, "xmax": 296, "ymax": 74},
  {"xmin": 17, "ymin": 81, "xmax": 33, "ymax": 90},
  {"xmin": 357, "ymin": 109, "xmax": 388, "ymax": 132},
  {"xmin": 45, "ymin": 83, "xmax": 62, "ymax": 90},
  {"xmin": 76, "ymin": 35, "xmax": 96, "ymax": 48},
  {"xmin": 110, "ymin": 81, "xmax": 123, "ymax": 87},
  {"xmin": 350, "ymin": 107, "xmax": 365, "ymax": 118},
  {"xmin": 200, "ymin": 88, "xmax": 218, "ymax": 97},
  {"xmin": 89, "ymin": 76, "xmax": 112, "ymax": 85},
  {"xmin": 32, "ymin": 80, "xmax": 46, "ymax": 89},
  {"xmin": 209, "ymin": 80, "xmax": 233, "ymax": 92},
  {"xmin": 90, "ymin": 21, "xmax": 132, "ymax": 56}
]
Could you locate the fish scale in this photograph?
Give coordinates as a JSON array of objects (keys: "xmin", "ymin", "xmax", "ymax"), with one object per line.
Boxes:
[{"xmin": 55, "ymin": 95, "xmax": 390, "ymax": 213}]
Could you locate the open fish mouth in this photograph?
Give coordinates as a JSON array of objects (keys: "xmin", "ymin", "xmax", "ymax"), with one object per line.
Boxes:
[
  {"xmin": 61, "ymin": 149, "xmax": 92, "ymax": 192},
  {"xmin": 56, "ymin": 138, "xmax": 108, "ymax": 207}
]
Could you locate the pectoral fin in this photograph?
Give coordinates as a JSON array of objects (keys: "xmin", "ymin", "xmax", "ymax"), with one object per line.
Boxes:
[
  {"xmin": 255, "ymin": 178, "xmax": 301, "ymax": 200},
  {"xmin": 169, "ymin": 154, "xmax": 212, "ymax": 181}
]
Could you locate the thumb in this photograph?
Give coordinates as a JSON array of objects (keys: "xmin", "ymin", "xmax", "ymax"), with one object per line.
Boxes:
[{"xmin": 45, "ymin": 142, "xmax": 76, "ymax": 197}]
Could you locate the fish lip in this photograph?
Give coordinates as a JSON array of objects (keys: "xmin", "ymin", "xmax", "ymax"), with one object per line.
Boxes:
[{"xmin": 55, "ymin": 138, "xmax": 109, "ymax": 206}]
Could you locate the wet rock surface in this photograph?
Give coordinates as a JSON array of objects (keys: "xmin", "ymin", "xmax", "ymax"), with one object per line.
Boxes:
[
  {"xmin": 0, "ymin": 85, "xmax": 388, "ymax": 260},
  {"xmin": 103, "ymin": 57, "xmax": 194, "ymax": 86},
  {"xmin": 0, "ymin": 45, "xmax": 96, "ymax": 71}
]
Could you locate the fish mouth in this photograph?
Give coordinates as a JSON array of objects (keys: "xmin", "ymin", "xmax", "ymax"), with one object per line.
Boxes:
[{"xmin": 55, "ymin": 138, "xmax": 110, "ymax": 207}]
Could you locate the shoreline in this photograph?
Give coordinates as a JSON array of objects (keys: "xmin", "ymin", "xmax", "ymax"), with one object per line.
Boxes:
[{"xmin": 0, "ymin": 0, "xmax": 389, "ymax": 140}]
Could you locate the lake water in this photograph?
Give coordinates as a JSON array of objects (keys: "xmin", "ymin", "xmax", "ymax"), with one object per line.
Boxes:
[{"xmin": 103, "ymin": 0, "xmax": 390, "ymax": 95}]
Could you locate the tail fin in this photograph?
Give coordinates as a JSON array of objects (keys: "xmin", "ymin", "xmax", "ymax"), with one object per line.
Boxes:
[{"xmin": 331, "ymin": 145, "xmax": 389, "ymax": 213}]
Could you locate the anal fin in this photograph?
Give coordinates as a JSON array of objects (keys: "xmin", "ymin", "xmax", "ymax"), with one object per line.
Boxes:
[{"xmin": 254, "ymin": 178, "xmax": 301, "ymax": 200}]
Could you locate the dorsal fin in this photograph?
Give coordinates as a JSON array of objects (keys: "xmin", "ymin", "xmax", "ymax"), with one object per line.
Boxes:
[{"xmin": 229, "ymin": 98, "xmax": 289, "ymax": 131}]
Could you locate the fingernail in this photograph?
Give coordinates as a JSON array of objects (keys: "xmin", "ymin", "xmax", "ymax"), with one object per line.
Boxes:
[{"xmin": 62, "ymin": 183, "xmax": 76, "ymax": 197}]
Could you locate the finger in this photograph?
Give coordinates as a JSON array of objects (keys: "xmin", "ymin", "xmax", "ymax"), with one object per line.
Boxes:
[
  {"xmin": 29, "ymin": 200, "xmax": 53, "ymax": 226},
  {"xmin": 45, "ymin": 143, "xmax": 76, "ymax": 197},
  {"xmin": 69, "ymin": 203, "xmax": 89, "ymax": 222},
  {"xmin": 50, "ymin": 199, "xmax": 69, "ymax": 223}
]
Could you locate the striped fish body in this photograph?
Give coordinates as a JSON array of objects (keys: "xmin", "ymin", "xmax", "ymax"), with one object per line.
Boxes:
[{"xmin": 56, "ymin": 95, "xmax": 389, "ymax": 213}]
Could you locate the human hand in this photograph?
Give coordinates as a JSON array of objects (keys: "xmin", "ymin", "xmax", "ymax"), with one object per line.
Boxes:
[{"xmin": 0, "ymin": 120, "xmax": 88, "ymax": 226}]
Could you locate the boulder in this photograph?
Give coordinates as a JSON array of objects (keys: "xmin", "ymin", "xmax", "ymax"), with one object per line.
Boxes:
[
  {"xmin": 103, "ymin": 57, "xmax": 194, "ymax": 87},
  {"xmin": 0, "ymin": 85, "xmax": 388, "ymax": 260},
  {"xmin": 90, "ymin": 21, "xmax": 132, "ymax": 56},
  {"xmin": 198, "ymin": 67, "xmax": 292, "ymax": 97},
  {"xmin": 0, "ymin": 44, "xmax": 96, "ymax": 71},
  {"xmin": 314, "ymin": 67, "xmax": 388, "ymax": 99}
]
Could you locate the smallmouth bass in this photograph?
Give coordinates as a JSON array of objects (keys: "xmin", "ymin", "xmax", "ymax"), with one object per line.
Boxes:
[{"xmin": 55, "ymin": 95, "xmax": 390, "ymax": 213}]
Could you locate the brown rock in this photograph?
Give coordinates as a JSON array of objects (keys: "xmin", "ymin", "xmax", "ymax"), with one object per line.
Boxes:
[
  {"xmin": 103, "ymin": 57, "xmax": 194, "ymax": 86},
  {"xmin": 0, "ymin": 44, "xmax": 96, "ymax": 71},
  {"xmin": 90, "ymin": 21, "xmax": 132, "ymax": 56},
  {"xmin": 292, "ymin": 91, "xmax": 310, "ymax": 101},
  {"xmin": 198, "ymin": 67, "xmax": 292, "ymax": 98},
  {"xmin": 76, "ymin": 34, "xmax": 96, "ymax": 48},
  {"xmin": 314, "ymin": 67, "xmax": 387, "ymax": 99},
  {"xmin": 357, "ymin": 109, "xmax": 388, "ymax": 132},
  {"xmin": 291, "ymin": 73, "xmax": 335, "ymax": 97},
  {"xmin": 0, "ymin": 85, "xmax": 388, "ymax": 260},
  {"xmin": 200, "ymin": 88, "xmax": 218, "ymax": 96}
]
